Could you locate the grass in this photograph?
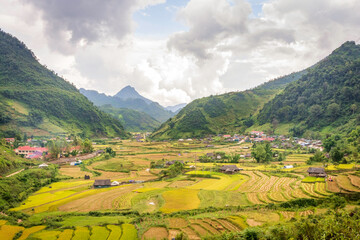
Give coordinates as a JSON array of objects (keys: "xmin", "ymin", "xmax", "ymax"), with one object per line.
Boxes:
[
  {"xmin": 198, "ymin": 190, "xmax": 250, "ymax": 208},
  {"xmin": 160, "ymin": 188, "xmax": 200, "ymax": 213},
  {"xmin": 302, "ymin": 177, "xmax": 325, "ymax": 183},
  {"xmin": 0, "ymin": 225, "xmax": 25, "ymax": 240},
  {"xmin": 72, "ymin": 227, "xmax": 90, "ymax": 240},
  {"xmin": 131, "ymin": 188, "xmax": 166, "ymax": 213},
  {"xmin": 90, "ymin": 226, "xmax": 110, "ymax": 240},
  {"xmin": 107, "ymin": 225, "xmax": 122, "ymax": 240},
  {"xmin": 120, "ymin": 224, "xmax": 138, "ymax": 240},
  {"xmin": 61, "ymin": 216, "xmax": 130, "ymax": 227},
  {"xmin": 31, "ymin": 230, "xmax": 61, "ymax": 240},
  {"xmin": 18, "ymin": 226, "xmax": 46, "ymax": 240},
  {"xmin": 226, "ymin": 216, "xmax": 248, "ymax": 229}
]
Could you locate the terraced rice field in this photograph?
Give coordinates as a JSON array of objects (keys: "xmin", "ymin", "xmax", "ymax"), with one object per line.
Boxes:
[
  {"xmin": 336, "ymin": 175, "xmax": 360, "ymax": 192},
  {"xmin": 161, "ymin": 188, "xmax": 200, "ymax": 213}
]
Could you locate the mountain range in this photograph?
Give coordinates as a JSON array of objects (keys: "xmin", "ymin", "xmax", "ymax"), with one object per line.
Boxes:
[
  {"xmin": 0, "ymin": 29, "xmax": 128, "ymax": 138},
  {"xmin": 80, "ymin": 86, "xmax": 186, "ymax": 123},
  {"xmin": 151, "ymin": 41, "xmax": 360, "ymax": 140}
]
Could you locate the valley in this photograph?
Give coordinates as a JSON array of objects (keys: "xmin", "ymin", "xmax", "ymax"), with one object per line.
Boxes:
[{"xmin": 1, "ymin": 139, "xmax": 359, "ymax": 239}]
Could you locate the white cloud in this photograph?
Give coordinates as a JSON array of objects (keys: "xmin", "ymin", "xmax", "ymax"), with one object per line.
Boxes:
[{"xmin": 1, "ymin": 0, "xmax": 360, "ymax": 106}]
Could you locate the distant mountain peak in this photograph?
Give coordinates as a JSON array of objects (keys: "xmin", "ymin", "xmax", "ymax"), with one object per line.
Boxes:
[{"xmin": 114, "ymin": 85, "xmax": 152, "ymax": 104}]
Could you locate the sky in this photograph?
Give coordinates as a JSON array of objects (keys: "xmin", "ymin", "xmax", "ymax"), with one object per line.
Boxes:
[{"xmin": 1, "ymin": 0, "xmax": 360, "ymax": 106}]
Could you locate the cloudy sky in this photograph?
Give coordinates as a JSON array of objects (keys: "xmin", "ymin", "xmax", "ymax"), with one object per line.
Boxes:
[{"xmin": 1, "ymin": 0, "xmax": 360, "ymax": 106}]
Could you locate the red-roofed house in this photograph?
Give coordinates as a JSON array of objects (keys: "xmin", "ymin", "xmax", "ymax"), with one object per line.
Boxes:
[
  {"xmin": 223, "ymin": 135, "xmax": 231, "ymax": 138},
  {"xmin": 14, "ymin": 146, "xmax": 48, "ymax": 157},
  {"xmin": 5, "ymin": 138, "xmax": 15, "ymax": 143}
]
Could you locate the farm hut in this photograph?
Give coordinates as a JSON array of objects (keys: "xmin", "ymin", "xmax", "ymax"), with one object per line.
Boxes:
[
  {"xmin": 284, "ymin": 165, "xmax": 293, "ymax": 169},
  {"xmin": 111, "ymin": 181, "xmax": 120, "ymax": 186},
  {"xmin": 307, "ymin": 167, "xmax": 327, "ymax": 178},
  {"xmin": 93, "ymin": 179, "xmax": 111, "ymax": 188},
  {"xmin": 220, "ymin": 165, "xmax": 242, "ymax": 174},
  {"xmin": 38, "ymin": 163, "xmax": 48, "ymax": 168},
  {"xmin": 166, "ymin": 160, "xmax": 184, "ymax": 166},
  {"xmin": 84, "ymin": 175, "xmax": 90, "ymax": 180}
]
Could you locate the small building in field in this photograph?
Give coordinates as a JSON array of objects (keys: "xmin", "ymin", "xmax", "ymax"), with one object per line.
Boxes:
[
  {"xmin": 219, "ymin": 165, "xmax": 242, "ymax": 174},
  {"xmin": 84, "ymin": 175, "xmax": 90, "ymax": 180},
  {"xmin": 307, "ymin": 167, "xmax": 327, "ymax": 178},
  {"xmin": 38, "ymin": 163, "xmax": 48, "ymax": 168},
  {"xmin": 165, "ymin": 160, "xmax": 184, "ymax": 166},
  {"xmin": 284, "ymin": 165, "xmax": 293, "ymax": 169},
  {"xmin": 93, "ymin": 179, "xmax": 111, "ymax": 188},
  {"xmin": 111, "ymin": 181, "xmax": 120, "ymax": 186}
]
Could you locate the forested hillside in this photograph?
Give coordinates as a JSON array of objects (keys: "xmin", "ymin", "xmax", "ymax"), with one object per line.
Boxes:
[
  {"xmin": 0, "ymin": 29, "xmax": 128, "ymax": 138},
  {"xmin": 151, "ymin": 71, "xmax": 306, "ymax": 140},
  {"xmin": 257, "ymin": 41, "xmax": 360, "ymax": 136},
  {"xmin": 100, "ymin": 105, "xmax": 160, "ymax": 132}
]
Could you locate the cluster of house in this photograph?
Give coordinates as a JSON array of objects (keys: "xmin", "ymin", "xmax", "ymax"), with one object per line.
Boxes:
[{"xmin": 14, "ymin": 146, "xmax": 49, "ymax": 159}]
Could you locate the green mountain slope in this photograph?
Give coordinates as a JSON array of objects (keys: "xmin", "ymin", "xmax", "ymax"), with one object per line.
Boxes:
[
  {"xmin": 151, "ymin": 70, "xmax": 306, "ymax": 140},
  {"xmin": 80, "ymin": 87, "xmax": 175, "ymax": 122},
  {"xmin": 100, "ymin": 105, "xmax": 161, "ymax": 132},
  {"xmin": 0, "ymin": 29, "xmax": 128, "ymax": 138},
  {"xmin": 257, "ymin": 41, "xmax": 360, "ymax": 137}
]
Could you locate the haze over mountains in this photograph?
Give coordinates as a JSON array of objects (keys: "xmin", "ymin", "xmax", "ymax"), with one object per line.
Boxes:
[{"xmin": 80, "ymin": 86, "xmax": 186, "ymax": 123}]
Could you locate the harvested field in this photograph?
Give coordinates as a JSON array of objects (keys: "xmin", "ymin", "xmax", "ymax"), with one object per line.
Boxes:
[
  {"xmin": 240, "ymin": 210, "xmax": 280, "ymax": 223},
  {"xmin": 168, "ymin": 180, "xmax": 196, "ymax": 188},
  {"xmin": 280, "ymin": 211, "xmax": 296, "ymax": 220},
  {"xmin": 203, "ymin": 219, "xmax": 227, "ymax": 233},
  {"xmin": 182, "ymin": 227, "xmax": 200, "ymax": 240},
  {"xmin": 161, "ymin": 189, "xmax": 200, "ymax": 213},
  {"xmin": 107, "ymin": 225, "xmax": 122, "ymax": 240},
  {"xmin": 268, "ymin": 192, "xmax": 287, "ymax": 202},
  {"xmin": 216, "ymin": 219, "xmax": 242, "ymax": 231},
  {"xmin": 237, "ymin": 171, "xmax": 260, "ymax": 192},
  {"xmin": 246, "ymin": 193, "xmax": 262, "ymax": 204},
  {"xmin": 191, "ymin": 224, "xmax": 211, "ymax": 237},
  {"xmin": 301, "ymin": 183, "xmax": 323, "ymax": 198},
  {"xmin": 314, "ymin": 182, "xmax": 332, "ymax": 196},
  {"xmin": 257, "ymin": 192, "xmax": 274, "ymax": 203},
  {"xmin": 18, "ymin": 226, "xmax": 46, "ymax": 240},
  {"xmin": 168, "ymin": 218, "xmax": 189, "ymax": 228},
  {"xmin": 299, "ymin": 210, "xmax": 313, "ymax": 217},
  {"xmin": 58, "ymin": 185, "xmax": 138, "ymax": 212},
  {"xmin": 142, "ymin": 227, "xmax": 168, "ymax": 240},
  {"xmin": 348, "ymin": 175, "xmax": 360, "ymax": 189},
  {"xmin": 168, "ymin": 230, "xmax": 182, "ymax": 240},
  {"xmin": 113, "ymin": 192, "xmax": 136, "ymax": 209},
  {"xmin": 336, "ymin": 175, "xmax": 360, "ymax": 192},
  {"xmin": 246, "ymin": 218, "xmax": 262, "ymax": 226},
  {"xmin": 60, "ymin": 166, "xmax": 93, "ymax": 178},
  {"xmin": 189, "ymin": 219, "xmax": 220, "ymax": 235}
]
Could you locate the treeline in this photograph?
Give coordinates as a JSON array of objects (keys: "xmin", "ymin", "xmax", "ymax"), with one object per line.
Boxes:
[{"xmin": 0, "ymin": 165, "xmax": 58, "ymax": 210}]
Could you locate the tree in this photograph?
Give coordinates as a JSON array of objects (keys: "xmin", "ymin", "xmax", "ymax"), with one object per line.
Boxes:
[
  {"xmin": 82, "ymin": 138, "xmax": 93, "ymax": 153},
  {"xmin": 351, "ymin": 103, "xmax": 357, "ymax": 115},
  {"xmin": 105, "ymin": 147, "xmax": 116, "ymax": 157},
  {"xmin": 323, "ymin": 137, "xmax": 336, "ymax": 152},
  {"xmin": 167, "ymin": 161, "xmax": 184, "ymax": 178},
  {"xmin": 330, "ymin": 147, "xmax": 344, "ymax": 163},
  {"xmin": 309, "ymin": 104, "xmax": 323, "ymax": 120},
  {"xmin": 327, "ymin": 103, "xmax": 340, "ymax": 120},
  {"xmin": 252, "ymin": 142, "xmax": 272, "ymax": 163}
]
